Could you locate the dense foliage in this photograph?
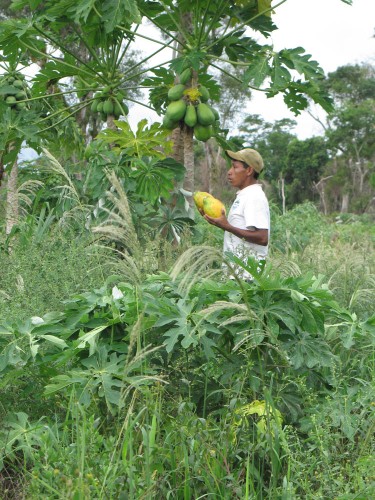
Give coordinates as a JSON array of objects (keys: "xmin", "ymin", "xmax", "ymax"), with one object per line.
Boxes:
[{"xmin": 1, "ymin": 1, "xmax": 374, "ymax": 498}]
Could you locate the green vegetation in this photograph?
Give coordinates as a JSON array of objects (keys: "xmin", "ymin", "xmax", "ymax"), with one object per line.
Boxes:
[
  {"xmin": 1, "ymin": 201, "xmax": 374, "ymax": 499},
  {"xmin": 0, "ymin": 0, "xmax": 374, "ymax": 498}
]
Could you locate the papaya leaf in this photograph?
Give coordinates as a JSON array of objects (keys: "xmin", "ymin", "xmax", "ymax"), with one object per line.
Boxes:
[
  {"xmin": 129, "ymin": 157, "xmax": 185, "ymax": 204},
  {"xmin": 270, "ymin": 53, "xmax": 292, "ymax": 89},
  {"xmin": 98, "ymin": 119, "xmax": 173, "ymax": 159},
  {"xmin": 170, "ymin": 51, "xmax": 208, "ymax": 73},
  {"xmin": 243, "ymin": 51, "xmax": 272, "ymax": 87},
  {"xmin": 257, "ymin": 0, "xmax": 273, "ymax": 17},
  {"xmin": 101, "ymin": 0, "xmax": 141, "ymax": 32},
  {"xmin": 279, "ymin": 47, "xmax": 325, "ymax": 81},
  {"xmin": 285, "ymin": 332, "xmax": 336, "ymax": 370}
]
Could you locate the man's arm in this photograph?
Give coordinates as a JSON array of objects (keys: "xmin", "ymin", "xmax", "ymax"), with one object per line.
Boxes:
[{"xmin": 203, "ymin": 210, "xmax": 268, "ymax": 246}]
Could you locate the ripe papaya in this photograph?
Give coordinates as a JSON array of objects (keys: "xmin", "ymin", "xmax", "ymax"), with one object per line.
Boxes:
[
  {"xmin": 203, "ymin": 196, "xmax": 226, "ymax": 218},
  {"xmin": 103, "ymin": 99, "xmax": 114, "ymax": 115},
  {"xmin": 168, "ymin": 84, "xmax": 186, "ymax": 101},
  {"xmin": 179, "ymin": 68, "xmax": 192, "ymax": 85},
  {"xmin": 165, "ymin": 99, "xmax": 187, "ymax": 121},
  {"xmin": 196, "ymin": 103, "xmax": 215, "ymax": 126},
  {"xmin": 184, "ymin": 104, "xmax": 197, "ymax": 128},
  {"xmin": 194, "ymin": 124, "xmax": 212, "ymax": 142},
  {"xmin": 193, "ymin": 191, "xmax": 213, "ymax": 210},
  {"xmin": 198, "ymin": 86, "xmax": 210, "ymax": 102}
]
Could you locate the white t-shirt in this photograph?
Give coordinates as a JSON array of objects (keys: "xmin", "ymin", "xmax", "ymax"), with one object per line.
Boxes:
[{"xmin": 223, "ymin": 184, "xmax": 270, "ymax": 276}]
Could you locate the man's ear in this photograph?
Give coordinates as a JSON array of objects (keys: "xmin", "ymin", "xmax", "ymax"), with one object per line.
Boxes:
[{"xmin": 247, "ymin": 166, "xmax": 254, "ymax": 177}]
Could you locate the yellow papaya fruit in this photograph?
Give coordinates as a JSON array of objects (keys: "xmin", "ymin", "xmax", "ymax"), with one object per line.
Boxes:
[
  {"xmin": 193, "ymin": 191, "xmax": 213, "ymax": 210},
  {"xmin": 203, "ymin": 197, "xmax": 226, "ymax": 218}
]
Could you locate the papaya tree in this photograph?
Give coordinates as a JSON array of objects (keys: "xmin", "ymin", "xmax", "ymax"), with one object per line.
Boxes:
[{"xmin": 0, "ymin": 0, "xmax": 354, "ymax": 216}]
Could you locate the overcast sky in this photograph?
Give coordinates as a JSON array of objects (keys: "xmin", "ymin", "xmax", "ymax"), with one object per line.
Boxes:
[
  {"xmin": 130, "ymin": 0, "xmax": 375, "ymax": 138},
  {"xmin": 248, "ymin": 0, "xmax": 375, "ymax": 138}
]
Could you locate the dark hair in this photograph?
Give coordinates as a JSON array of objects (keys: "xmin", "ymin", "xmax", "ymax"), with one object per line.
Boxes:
[{"xmin": 241, "ymin": 161, "xmax": 260, "ymax": 179}]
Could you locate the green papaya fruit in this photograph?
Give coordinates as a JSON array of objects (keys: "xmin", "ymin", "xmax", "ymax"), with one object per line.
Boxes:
[
  {"xmin": 211, "ymin": 107, "xmax": 220, "ymax": 121},
  {"xmin": 163, "ymin": 114, "xmax": 178, "ymax": 130},
  {"xmin": 12, "ymin": 80, "xmax": 24, "ymax": 89},
  {"xmin": 5, "ymin": 96, "xmax": 17, "ymax": 105},
  {"xmin": 179, "ymin": 68, "xmax": 192, "ymax": 85},
  {"xmin": 167, "ymin": 84, "xmax": 186, "ymax": 101},
  {"xmin": 198, "ymin": 86, "xmax": 210, "ymax": 103},
  {"xmin": 194, "ymin": 124, "xmax": 212, "ymax": 142},
  {"xmin": 113, "ymin": 101, "xmax": 122, "ymax": 118},
  {"xmin": 91, "ymin": 99, "xmax": 100, "ymax": 113},
  {"xmin": 165, "ymin": 99, "xmax": 187, "ymax": 121},
  {"xmin": 121, "ymin": 101, "xmax": 129, "ymax": 115},
  {"xmin": 103, "ymin": 99, "xmax": 114, "ymax": 115},
  {"xmin": 16, "ymin": 102, "xmax": 26, "ymax": 110},
  {"xmin": 196, "ymin": 103, "xmax": 215, "ymax": 126},
  {"xmin": 184, "ymin": 104, "xmax": 197, "ymax": 128},
  {"xmin": 97, "ymin": 101, "xmax": 104, "ymax": 113},
  {"xmin": 15, "ymin": 91, "xmax": 27, "ymax": 100}
]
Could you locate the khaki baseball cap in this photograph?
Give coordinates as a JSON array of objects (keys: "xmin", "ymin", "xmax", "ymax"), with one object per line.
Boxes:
[{"xmin": 226, "ymin": 148, "xmax": 264, "ymax": 173}]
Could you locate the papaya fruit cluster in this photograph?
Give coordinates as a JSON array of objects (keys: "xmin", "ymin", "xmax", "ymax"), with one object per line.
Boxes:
[
  {"xmin": 193, "ymin": 191, "xmax": 226, "ymax": 218},
  {"xmin": 0, "ymin": 73, "xmax": 29, "ymax": 111},
  {"xmin": 163, "ymin": 68, "xmax": 220, "ymax": 142},
  {"xmin": 90, "ymin": 87, "xmax": 129, "ymax": 120}
]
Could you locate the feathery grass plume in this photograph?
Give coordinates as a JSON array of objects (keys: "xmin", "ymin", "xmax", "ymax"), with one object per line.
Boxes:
[
  {"xmin": 41, "ymin": 148, "xmax": 91, "ymax": 225},
  {"xmin": 268, "ymin": 256, "xmax": 302, "ymax": 278},
  {"xmin": 42, "ymin": 148, "xmax": 80, "ymax": 202},
  {"xmin": 101, "ymin": 247, "xmax": 143, "ymax": 286},
  {"xmin": 17, "ymin": 179, "xmax": 44, "ymax": 216},
  {"xmin": 92, "ymin": 169, "xmax": 141, "ymax": 259},
  {"xmin": 170, "ymin": 245, "xmax": 224, "ymax": 296},
  {"xmin": 348, "ymin": 274, "xmax": 375, "ymax": 311},
  {"xmin": 200, "ymin": 301, "xmax": 257, "ymax": 324}
]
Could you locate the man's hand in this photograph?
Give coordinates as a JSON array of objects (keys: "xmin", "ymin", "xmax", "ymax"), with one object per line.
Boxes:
[{"xmin": 203, "ymin": 209, "xmax": 229, "ymax": 230}]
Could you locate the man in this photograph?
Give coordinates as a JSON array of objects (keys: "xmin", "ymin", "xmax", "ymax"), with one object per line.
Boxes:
[{"xmin": 203, "ymin": 148, "xmax": 270, "ymax": 280}]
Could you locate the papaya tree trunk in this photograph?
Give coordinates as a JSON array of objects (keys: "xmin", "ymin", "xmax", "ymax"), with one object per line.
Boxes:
[
  {"xmin": 6, "ymin": 158, "xmax": 19, "ymax": 235},
  {"xmin": 183, "ymin": 125, "xmax": 194, "ymax": 202},
  {"xmin": 0, "ymin": 155, "xmax": 4, "ymax": 185},
  {"xmin": 170, "ymin": 127, "xmax": 184, "ymax": 164},
  {"xmin": 203, "ymin": 141, "xmax": 215, "ymax": 193}
]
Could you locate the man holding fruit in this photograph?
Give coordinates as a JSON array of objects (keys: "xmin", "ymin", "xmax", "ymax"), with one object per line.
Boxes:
[{"xmin": 203, "ymin": 148, "xmax": 270, "ymax": 280}]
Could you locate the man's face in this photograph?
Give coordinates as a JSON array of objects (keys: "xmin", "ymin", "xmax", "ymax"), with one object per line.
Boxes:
[{"xmin": 227, "ymin": 160, "xmax": 251, "ymax": 189}]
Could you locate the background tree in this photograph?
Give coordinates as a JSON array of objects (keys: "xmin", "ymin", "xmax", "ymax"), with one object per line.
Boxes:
[{"xmin": 321, "ymin": 63, "xmax": 375, "ymax": 213}]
